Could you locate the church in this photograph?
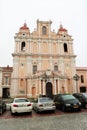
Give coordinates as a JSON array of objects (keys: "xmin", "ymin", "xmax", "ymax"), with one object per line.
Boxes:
[{"xmin": 10, "ymin": 19, "xmax": 77, "ymax": 98}]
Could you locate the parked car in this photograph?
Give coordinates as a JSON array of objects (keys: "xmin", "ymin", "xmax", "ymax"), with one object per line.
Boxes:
[
  {"xmin": 10, "ymin": 98, "xmax": 32, "ymax": 115},
  {"xmin": 73, "ymin": 93, "xmax": 87, "ymax": 109},
  {"xmin": 0, "ymin": 99, "xmax": 6, "ymax": 115},
  {"xmin": 53, "ymin": 94, "xmax": 81, "ymax": 112},
  {"xmin": 33, "ymin": 97, "xmax": 56, "ymax": 113}
]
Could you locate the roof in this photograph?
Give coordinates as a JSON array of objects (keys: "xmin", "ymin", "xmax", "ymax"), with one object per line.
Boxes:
[
  {"xmin": 76, "ymin": 67, "xmax": 87, "ymax": 71},
  {"xmin": 59, "ymin": 27, "xmax": 67, "ymax": 32},
  {"xmin": 20, "ymin": 23, "xmax": 29, "ymax": 30},
  {"xmin": 59, "ymin": 24, "xmax": 67, "ymax": 32},
  {"xmin": 2, "ymin": 65, "xmax": 13, "ymax": 71}
]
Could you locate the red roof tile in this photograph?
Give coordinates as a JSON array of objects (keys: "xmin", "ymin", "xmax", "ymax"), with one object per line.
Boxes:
[
  {"xmin": 20, "ymin": 23, "xmax": 29, "ymax": 30},
  {"xmin": 59, "ymin": 27, "xmax": 67, "ymax": 32}
]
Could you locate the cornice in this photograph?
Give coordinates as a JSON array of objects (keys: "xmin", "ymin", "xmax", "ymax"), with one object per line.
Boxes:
[{"xmin": 12, "ymin": 53, "xmax": 76, "ymax": 58}]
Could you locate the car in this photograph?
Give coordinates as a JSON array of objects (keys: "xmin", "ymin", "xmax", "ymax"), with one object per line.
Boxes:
[
  {"xmin": 33, "ymin": 97, "xmax": 56, "ymax": 113},
  {"xmin": 0, "ymin": 99, "xmax": 6, "ymax": 115},
  {"xmin": 10, "ymin": 98, "xmax": 32, "ymax": 115},
  {"xmin": 73, "ymin": 93, "xmax": 87, "ymax": 109},
  {"xmin": 53, "ymin": 94, "xmax": 81, "ymax": 112}
]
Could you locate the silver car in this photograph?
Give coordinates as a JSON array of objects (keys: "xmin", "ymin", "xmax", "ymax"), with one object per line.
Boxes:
[{"xmin": 33, "ymin": 97, "xmax": 56, "ymax": 113}]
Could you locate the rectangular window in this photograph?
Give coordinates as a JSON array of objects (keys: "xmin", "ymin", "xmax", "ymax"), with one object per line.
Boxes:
[
  {"xmin": 54, "ymin": 65, "xmax": 58, "ymax": 71},
  {"xmin": 33, "ymin": 65, "xmax": 37, "ymax": 74},
  {"xmin": 81, "ymin": 75, "xmax": 84, "ymax": 83},
  {"xmin": 4, "ymin": 76, "xmax": 9, "ymax": 85}
]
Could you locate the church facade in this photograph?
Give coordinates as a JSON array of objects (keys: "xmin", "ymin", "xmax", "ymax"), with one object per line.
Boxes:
[{"xmin": 11, "ymin": 20, "xmax": 77, "ymax": 98}]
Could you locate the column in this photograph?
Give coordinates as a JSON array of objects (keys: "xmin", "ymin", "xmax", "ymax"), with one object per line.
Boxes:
[
  {"xmin": 54, "ymin": 79, "xmax": 57, "ymax": 95},
  {"xmin": 28, "ymin": 78, "xmax": 32, "ymax": 97},
  {"xmin": 64, "ymin": 79, "xmax": 68, "ymax": 93},
  {"xmin": 36, "ymin": 78, "xmax": 39, "ymax": 97},
  {"xmin": 29, "ymin": 40, "xmax": 32, "ymax": 53},
  {"xmin": 38, "ymin": 40, "xmax": 41, "ymax": 54},
  {"xmin": 43, "ymin": 81, "xmax": 46, "ymax": 95},
  {"xmin": 27, "ymin": 57, "xmax": 32, "ymax": 74},
  {"xmin": 38, "ymin": 56, "xmax": 42, "ymax": 71},
  {"xmin": 41, "ymin": 79, "xmax": 43, "ymax": 95},
  {"xmin": 58, "ymin": 78, "xmax": 60, "ymax": 93},
  {"xmin": 56, "ymin": 79, "xmax": 58, "ymax": 94},
  {"xmin": 50, "ymin": 57, "xmax": 53, "ymax": 70}
]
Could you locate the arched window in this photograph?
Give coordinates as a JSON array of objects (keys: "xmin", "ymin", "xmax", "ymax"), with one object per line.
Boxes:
[
  {"xmin": 64, "ymin": 43, "xmax": 68, "ymax": 52},
  {"xmin": 21, "ymin": 42, "xmax": 26, "ymax": 51},
  {"xmin": 81, "ymin": 75, "xmax": 84, "ymax": 83},
  {"xmin": 42, "ymin": 26, "xmax": 47, "ymax": 35}
]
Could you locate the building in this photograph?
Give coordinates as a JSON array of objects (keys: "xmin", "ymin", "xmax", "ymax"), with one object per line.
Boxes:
[
  {"xmin": 1, "ymin": 66, "xmax": 13, "ymax": 98},
  {"xmin": 0, "ymin": 66, "xmax": 87, "ymax": 98},
  {"xmin": 0, "ymin": 20, "xmax": 86, "ymax": 98},
  {"xmin": 76, "ymin": 67, "xmax": 87, "ymax": 93},
  {"xmin": 11, "ymin": 20, "xmax": 77, "ymax": 98},
  {"xmin": 0, "ymin": 67, "xmax": 2, "ymax": 97}
]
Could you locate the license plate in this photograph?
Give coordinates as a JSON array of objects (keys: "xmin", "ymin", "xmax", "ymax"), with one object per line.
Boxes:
[
  {"xmin": 19, "ymin": 104, "xmax": 26, "ymax": 107},
  {"xmin": 45, "ymin": 103, "xmax": 51, "ymax": 106},
  {"xmin": 73, "ymin": 105, "xmax": 78, "ymax": 108}
]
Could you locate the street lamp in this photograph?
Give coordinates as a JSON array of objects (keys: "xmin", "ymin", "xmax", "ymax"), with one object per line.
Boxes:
[
  {"xmin": 25, "ymin": 77, "xmax": 28, "ymax": 97},
  {"xmin": 73, "ymin": 74, "xmax": 80, "ymax": 93}
]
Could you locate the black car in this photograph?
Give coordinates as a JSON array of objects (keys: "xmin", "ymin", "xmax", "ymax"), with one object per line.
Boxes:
[
  {"xmin": 0, "ymin": 99, "xmax": 6, "ymax": 115},
  {"xmin": 53, "ymin": 94, "xmax": 81, "ymax": 112},
  {"xmin": 73, "ymin": 93, "xmax": 87, "ymax": 109}
]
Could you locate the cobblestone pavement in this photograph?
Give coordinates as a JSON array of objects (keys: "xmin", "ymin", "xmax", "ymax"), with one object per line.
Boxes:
[{"xmin": 0, "ymin": 110, "xmax": 87, "ymax": 130}]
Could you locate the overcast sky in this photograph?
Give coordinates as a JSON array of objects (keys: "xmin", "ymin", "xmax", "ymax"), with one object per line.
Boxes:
[{"xmin": 0, "ymin": 0, "xmax": 87, "ymax": 67}]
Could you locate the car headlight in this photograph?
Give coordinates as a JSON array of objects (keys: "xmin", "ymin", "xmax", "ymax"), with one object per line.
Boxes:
[
  {"xmin": 65, "ymin": 104, "xmax": 71, "ymax": 106},
  {"xmin": 79, "ymin": 102, "xmax": 81, "ymax": 105}
]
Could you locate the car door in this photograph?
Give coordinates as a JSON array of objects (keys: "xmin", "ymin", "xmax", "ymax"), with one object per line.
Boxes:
[
  {"xmin": 76, "ymin": 94, "xmax": 84, "ymax": 103},
  {"xmin": 57, "ymin": 96, "xmax": 64, "ymax": 109},
  {"xmin": 55, "ymin": 96, "xmax": 62, "ymax": 109}
]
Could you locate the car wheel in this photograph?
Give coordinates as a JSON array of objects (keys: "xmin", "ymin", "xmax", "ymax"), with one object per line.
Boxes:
[
  {"xmin": 85, "ymin": 104, "xmax": 87, "ymax": 109},
  {"xmin": 62, "ymin": 106, "xmax": 66, "ymax": 112},
  {"xmin": 0, "ymin": 109, "xmax": 3, "ymax": 115},
  {"xmin": 35, "ymin": 108, "xmax": 39, "ymax": 113},
  {"xmin": 29, "ymin": 111, "xmax": 32, "ymax": 115},
  {"xmin": 52, "ymin": 110, "xmax": 55, "ymax": 113}
]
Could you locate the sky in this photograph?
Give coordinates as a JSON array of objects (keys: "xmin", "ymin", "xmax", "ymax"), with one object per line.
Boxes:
[{"xmin": 0, "ymin": 0, "xmax": 87, "ymax": 67}]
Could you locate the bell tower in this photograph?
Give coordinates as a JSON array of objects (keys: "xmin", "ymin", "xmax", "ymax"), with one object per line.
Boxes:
[
  {"xmin": 11, "ymin": 23, "xmax": 30, "ymax": 97},
  {"xmin": 36, "ymin": 19, "xmax": 52, "ymax": 36}
]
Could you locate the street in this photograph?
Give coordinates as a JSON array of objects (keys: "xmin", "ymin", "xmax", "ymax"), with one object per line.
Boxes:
[{"xmin": 0, "ymin": 109, "xmax": 87, "ymax": 130}]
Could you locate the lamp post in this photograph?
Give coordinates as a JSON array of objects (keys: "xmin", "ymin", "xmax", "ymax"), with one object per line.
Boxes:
[
  {"xmin": 25, "ymin": 77, "xmax": 27, "ymax": 97},
  {"xmin": 73, "ymin": 74, "xmax": 80, "ymax": 93}
]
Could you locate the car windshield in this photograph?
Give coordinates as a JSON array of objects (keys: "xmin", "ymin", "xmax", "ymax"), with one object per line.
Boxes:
[
  {"xmin": 62, "ymin": 95, "xmax": 76, "ymax": 100},
  {"xmin": 39, "ymin": 98, "xmax": 52, "ymax": 102},
  {"xmin": 82, "ymin": 93, "xmax": 87, "ymax": 97},
  {"xmin": 15, "ymin": 99, "xmax": 29, "ymax": 103}
]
